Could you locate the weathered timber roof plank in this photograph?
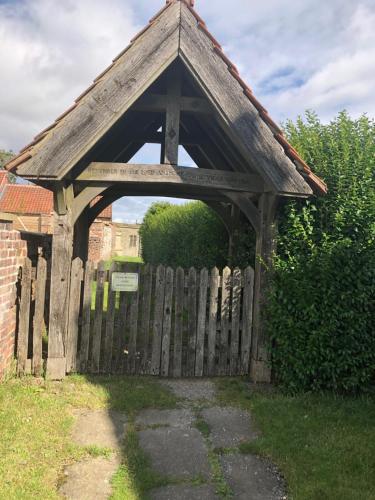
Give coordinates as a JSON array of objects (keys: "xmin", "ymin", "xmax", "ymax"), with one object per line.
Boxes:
[
  {"xmin": 13, "ymin": 2, "xmax": 181, "ymax": 179},
  {"xmin": 179, "ymin": 4, "xmax": 312, "ymax": 196}
]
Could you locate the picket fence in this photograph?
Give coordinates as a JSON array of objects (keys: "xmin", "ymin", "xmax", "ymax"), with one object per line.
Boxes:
[{"xmin": 16, "ymin": 258, "xmax": 255, "ymax": 377}]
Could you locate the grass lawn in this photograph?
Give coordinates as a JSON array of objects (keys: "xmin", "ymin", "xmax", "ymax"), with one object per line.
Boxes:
[
  {"xmin": 0, "ymin": 375, "xmax": 177, "ymax": 499},
  {"xmin": 216, "ymin": 379, "xmax": 375, "ymax": 500},
  {"xmin": 0, "ymin": 376, "xmax": 374, "ymax": 499}
]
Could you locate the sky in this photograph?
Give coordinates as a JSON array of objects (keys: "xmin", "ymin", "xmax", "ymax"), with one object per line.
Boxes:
[{"xmin": 0, "ymin": 0, "xmax": 374, "ymax": 222}]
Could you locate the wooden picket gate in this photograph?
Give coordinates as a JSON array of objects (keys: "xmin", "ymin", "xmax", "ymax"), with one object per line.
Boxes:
[{"xmin": 16, "ymin": 257, "xmax": 255, "ymax": 377}]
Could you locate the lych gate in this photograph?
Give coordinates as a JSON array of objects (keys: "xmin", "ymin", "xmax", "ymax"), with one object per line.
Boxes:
[{"xmin": 6, "ymin": 0, "xmax": 326, "ymax": 381}]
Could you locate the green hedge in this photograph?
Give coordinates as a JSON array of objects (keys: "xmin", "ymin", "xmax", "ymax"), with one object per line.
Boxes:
[
  {"xmin": 139, "ymin": 112, "xmax": 375, "ymax": 393},
  {"xmin": 267, "ymin": 111, "xmax": 375, "ymax": 393},
  {"xmin": 139, "ymin": 201, "xmax": 229, "ymax": 269}
]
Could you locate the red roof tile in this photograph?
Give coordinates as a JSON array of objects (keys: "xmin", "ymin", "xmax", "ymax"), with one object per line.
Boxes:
[
  {"xmin": 0, "ymin": 170, "xmax": 8, "ymax": 188},
  {"xmin": 0, "ymin": 184, "xmax": 112, "ymax": 219},
  {"xmin": 0, "ymin": 184, "xmax": 53, "ymax": 215}
]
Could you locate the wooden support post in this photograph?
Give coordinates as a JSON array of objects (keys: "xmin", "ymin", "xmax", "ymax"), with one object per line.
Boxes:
[
  {"xmin": 228, "ymin": 205, "xmax": 240, "ymax": 266},
  {"xmin": 46, "ymin": 185, "xmax": 74, "ymax": 380},
  {"xmin": 73, "ymin": 209, "xmax": 90, "ymax": 261},
  {"xmin": 162, "ymin": 68, "xmax": 181, "ymax": 165},
  {"xmin": 251, "ymin": 193, "xmax": 278, "ymax": 383}
]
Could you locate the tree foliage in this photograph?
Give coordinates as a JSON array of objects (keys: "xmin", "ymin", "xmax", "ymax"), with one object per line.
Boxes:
[
  {"xmin": 139, "ymin": 201, "xmax": 229, "ymax": 269},
  {"xmin": 0, "ymin": 149, "xmax": 16, "ymax": 183},
  {"xmin": 268, "ymin": 111, "xmax": 375, "ymax": 393}
]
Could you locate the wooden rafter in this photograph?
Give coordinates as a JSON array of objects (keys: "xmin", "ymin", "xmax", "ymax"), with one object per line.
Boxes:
[{"xmin": 163, "ymin": 67, "xmax": 182, "ymax": 165}]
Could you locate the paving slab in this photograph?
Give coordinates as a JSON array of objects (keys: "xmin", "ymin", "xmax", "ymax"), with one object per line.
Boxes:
[
  {"xmin": 160, "ymin": 379, "xmax": 216, "ymax": 402},
  {"xmin": 135, "ymin": 408, "xmax": 195, "ymax": 429},
  {"xmin": 150, "ymin": 484, "xmax": 220, "ymax": 500},
  {"xmin": 138, "ymin": 427, "xmax": 211, "ymax": 479},
  {"xmin": 59, "ymin": 455, "xmax": 121, "ymax": 500},
  {"xmin": 220, "ymin": 454, "xmax": 285, "ymax": 500},
  {"xmin": 202, "ymin": 406, "xmax": 258, "ymax": 448},
  {"xmin": 71, "ymin": 409, "xmax": 127, "ymax": 449}
]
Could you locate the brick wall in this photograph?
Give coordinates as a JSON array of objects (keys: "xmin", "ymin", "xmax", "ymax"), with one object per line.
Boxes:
[
  {"xmin": 88, "ymin": 221, "xmax": 113, "ymax": 262},
  {"xmin": 0, "ymin": 218, "xmax": 27, "ymax": 379}
]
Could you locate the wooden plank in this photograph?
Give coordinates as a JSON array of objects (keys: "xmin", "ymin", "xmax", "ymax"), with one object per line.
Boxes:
[
  {"xmin": 179, "ymin": 4, "xmax": 312, "ymax": 196},
  {"xmin": 207, "ymin": 267, "xmax": 219, "ymax": 376},
  {"xmin": 140, "ymin": 264, "xmax": 153, "ymax": 374},
  {"xmin": 77, "ymin": 163, "xmax": 264, "ymax": 193},
  {"xmin": 151, "ymin": 265, "xmax": 166, "ymax": 375},
  {"xmin": 223, "ymin": 192, "xmax": 261, "ymax": 235},
  {"xmin": 163, "ymin": 68, "xmax": 181, "ymax": 165},
  {"xmin": 17, "ymin": 258, "xmax": 32, "ymax": 376},
  {"xmin": 182, "ymin": 273, "xmax": 189, "ymax": 377},
  {"xmin": 230, "ymin": 267, "xmax": 242, "ymax": 375},
  {"xmin": 161, "ymin": 267, "xmax": 174, "ymax": 377},
  {"xmin": 173, "ymin": 267, "xmax": 184, "ymax": 377},
  {"xmin": 91, "ymin": 261, "xmax": 106, "ymax": 373},
  {"xmin": 32, "ymin": 256, "xmax": 47, "ymax": 377},
  {"xmin": 47, "ymin": 212, "xmax": 73, "ymax": 374},
  {"xmin": 186, "ymin": 267, "xmax": 197, "ymax": 377},
  {"xmin": 251, "ymin": 194, "xmax": 278, "ymax": 382},
  {"xmin": 103, "ymin": 262, "xmax": 117, "ymax": 373},
  {"xmin": 109, "ymin": 262, "xmax": 128, "ymax": 374},
  {"xmin": 128, "ymin": 265, "xmax": 140, "ymax": 374},
  {"xmin": 134, "ymin": 94, "xmax": 212, "ymax": 114},
  {"xmin": 195, "ymin": 268, "xmax": 208, "ymax": 377},
  {"xmin": 79, "ymin": 260, "xmax": 94, "ymax": 372},
  {"xmin": 116, "ymin": 290, "xmax": 129, "ymax": 374},
  {"xmin": 241, "ymin": 266, "xmax": 254, "ymax": 375},
  {"xmin": 66, "ymin": 257, "xmax": 83, "ymax": 373},
  {"xmin": 219, "ymin": 266, "xmax": 231, "ymax": 375},
  {"xmin": 17, "ymin": 2, "xmax": 181, "ymax": 179}
]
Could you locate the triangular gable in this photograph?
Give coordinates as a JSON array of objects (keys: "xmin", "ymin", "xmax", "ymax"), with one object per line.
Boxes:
[
  {"xmin": 8, "ymin": 1, "xmax": 181, "ymax": 180},
  {"xmin": 6, "ymin": 0, "xmax": 326, "ymax": 196}
]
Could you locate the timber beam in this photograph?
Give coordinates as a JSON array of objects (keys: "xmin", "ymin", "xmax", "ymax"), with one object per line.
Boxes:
[
  {"xmin": 130, "ymin": 130, "xmax": 205, "ymax": 146},
  {"xmin": 76, "ymin": 163, "xmax": 265, "ymax": 194},
  {"xmin": 134, "ymin": 93, "xmax": 212, "ymax": 115},
  {"xmin": 163, "ymin": 69, "xmax": 181, "ymax": 165}
]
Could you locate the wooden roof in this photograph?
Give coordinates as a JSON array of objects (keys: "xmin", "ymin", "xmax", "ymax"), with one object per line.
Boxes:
[{"xmin": 5, "ymin": 0, "xmax": 326, "ymax": 196}]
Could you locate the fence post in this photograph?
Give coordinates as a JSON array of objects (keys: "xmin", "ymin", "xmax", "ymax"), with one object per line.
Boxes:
[
  {"xmin": 195, "ymin": 268, "xmax": 208, "ymax": 377},
  {"xmin": 17, "ymin": 258, "xmax": 32, "ymax": 376},
  {"xmin": 151, "ymin": 265, "xmax": 166, "ymax": 375},
  {"xmin": 32, "ymin": 256, "xmax": 47, "ymax": 377},
  {"xmin": 161, "ymin": 267, "xmax": 174, "ymax": 377},
  {"xmin": 66, "ymin": 257, "xmax": 83, "ymax": 373},
  {"xmin": 241, "ymin": 266, "xmax": 254, "ymax": 375}
]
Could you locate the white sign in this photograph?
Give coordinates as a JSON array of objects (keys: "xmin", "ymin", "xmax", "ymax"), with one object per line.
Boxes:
[{"xmin": 112, "ymin": 272, "xmax": 139, "ymax": 292}]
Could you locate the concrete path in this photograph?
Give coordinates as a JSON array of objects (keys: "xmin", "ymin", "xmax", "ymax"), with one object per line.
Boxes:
[
  {"xmin": 59, "ymin": 380, "xmax": 285, "ymax": 499},
  {"xmin": 59, "ymin": 410, "xmax": 127, "ymax": 500},
  {"xmin": 141, "ymin": 380, "xmax": 285, "ymax": 499}
]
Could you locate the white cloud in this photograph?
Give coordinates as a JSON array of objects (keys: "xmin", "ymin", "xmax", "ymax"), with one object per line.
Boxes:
[
  {"xmin": 113, "ymin": 196, "xmax": 187, "ymax": 224},
  {"xmin": 0, "ymin": 0, "xmax": 140, "ymax": 150},
  {"xmin": 0, "ymin": 0, "xmax": 374, "ymax": 221},
  {"xmin": 196, "ymin": 0, "xmax": 375, "ymax": 122}
]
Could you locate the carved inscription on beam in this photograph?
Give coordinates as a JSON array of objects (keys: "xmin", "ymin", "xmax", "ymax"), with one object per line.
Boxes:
[{"xmin": 77, "ymin": 163, "xmax": 264, "ymax": 193}]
